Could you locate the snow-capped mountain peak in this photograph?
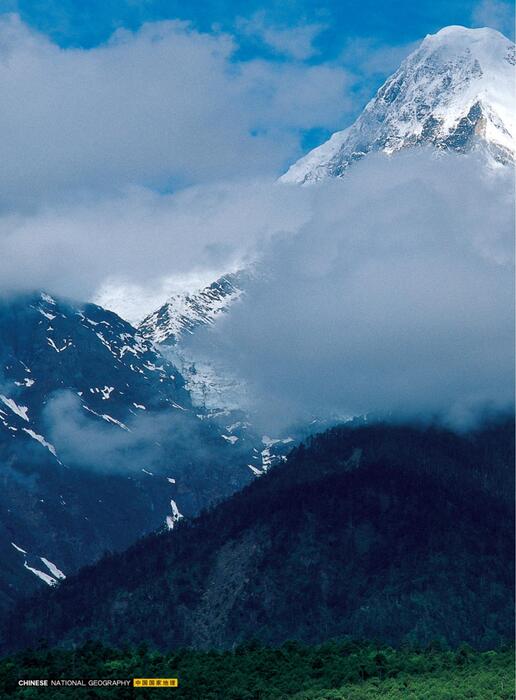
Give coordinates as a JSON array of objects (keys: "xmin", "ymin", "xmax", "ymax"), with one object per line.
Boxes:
[{"xmin": 281, "ymin": 25, "xmax": 515, "ymax": 183}]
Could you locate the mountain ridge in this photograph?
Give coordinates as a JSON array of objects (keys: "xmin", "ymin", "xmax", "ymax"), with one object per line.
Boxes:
[
  {"xmin": 0, "ymin": 292, "xmax": 252, "ymax": 611},
  {"xmin": 281, "ymin": 25, "xmax": 515, "ymax": 183},
  {"xmin": 138, "ymin": 273, "xmax": 244, "ymax": 347}
]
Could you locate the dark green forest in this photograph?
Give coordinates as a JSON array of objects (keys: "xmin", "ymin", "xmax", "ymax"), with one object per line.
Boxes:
[
  {"xmin": 0, "ymin": 641, "xmax": 514, "ymax": 699},
  {"xmin": 3, "ymin": 419, "xmax": 513, "ymax": 652}
]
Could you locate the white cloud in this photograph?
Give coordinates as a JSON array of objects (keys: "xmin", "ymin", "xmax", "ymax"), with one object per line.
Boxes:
[
  {"xmin": 339, "ymin": 37, "xmax": 418, "ymax": 78},
  {"xmin": 472, "ymin": 0, "xmax": 514, "ymax": 38},
  {"xmin": 0, "ymin": 13, "xmax": 358, "ymax": 309},
  {"xmin": 0, "ymin": 177, "xmax": 311, "ymax": 305},
  {"xmin": 236, "ymin": 12, "xmax": 326, "ymax": 60},
  {"xmin": 184, "ymin": 150, "xmax": 515, "ymax": 430},
  {"xmin": 0, "ymin": 14, "xmax": 352, "ymax": 211}
]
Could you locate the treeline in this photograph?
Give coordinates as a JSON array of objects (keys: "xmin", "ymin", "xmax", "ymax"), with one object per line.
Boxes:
[
  {"xmin": 283, "ymin": 417, "xmax": 515, "ymax": 504},
  {"xmin": 0, "ymin": 640, "xmax": 513, "ymax": 699}
]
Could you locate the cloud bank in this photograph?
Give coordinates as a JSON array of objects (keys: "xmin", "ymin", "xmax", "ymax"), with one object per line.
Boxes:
[
  {"xmin": 0, "ymin": 12, "xmax": 352, "ymax": 314},
  {"xmin": 184, "ymin": 151, "xmax": 515, "ymax": 429},
  {"xmin": 0, "ymin": 178, "xmax": 311, "ymax": 310},
  {"xmin": 0, "ymin": 14, "xmax": 352, "ymax": 211}
]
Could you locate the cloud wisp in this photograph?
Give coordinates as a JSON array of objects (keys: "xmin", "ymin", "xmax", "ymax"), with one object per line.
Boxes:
[
  {"xmin": 42, "ymin": 390, "xmax": 245, "ymax": 475},
  {"xmin": 472, "ymin": 0, "xmax": 515, "ymax": 40},
  {"xmin": 236, "ymin": 12, "xmax": 327, "ymax": 60}
]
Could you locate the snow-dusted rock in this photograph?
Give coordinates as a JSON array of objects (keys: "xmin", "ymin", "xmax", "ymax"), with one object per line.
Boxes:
[
  {"xmin": 281, "ymin": 26, "xmax": 515, "ymax": 183},
  {"xmin": 139, "ymin": 273, "xmax": 243, "ymax": 346}
]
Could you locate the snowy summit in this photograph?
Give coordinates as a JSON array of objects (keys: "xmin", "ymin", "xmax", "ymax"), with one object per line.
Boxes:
[{"xmin": 281, "ymin": 26, "xmax": 515, "ymax": 183}]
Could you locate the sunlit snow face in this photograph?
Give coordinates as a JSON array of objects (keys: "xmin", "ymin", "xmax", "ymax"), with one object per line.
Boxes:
[{"xmin": 282, "ymin": 26, "xmax": 516, "ymax": 184}]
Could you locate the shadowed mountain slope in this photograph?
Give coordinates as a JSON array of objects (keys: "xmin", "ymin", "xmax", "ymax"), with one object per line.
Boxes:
[{"xmin": 3, "ymin": 419, "xmax": 513, "ymax": 652}]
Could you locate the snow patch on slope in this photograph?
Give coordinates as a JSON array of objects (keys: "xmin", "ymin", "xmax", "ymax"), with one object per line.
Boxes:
[
  {"xmin": 22, "ymin": 428, "xmax": 58, "ymax": 458},
  {"xmin": 0, "ymin": 395, "xmax": 29, "ymax": 422},
  {"xmin": 165, "ymin": 499, "xmax": 183, "ymax": 530}
]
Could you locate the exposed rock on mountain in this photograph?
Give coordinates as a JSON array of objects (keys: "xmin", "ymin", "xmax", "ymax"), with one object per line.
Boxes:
[
  {"xmin": 139, "ymin": 273, "xmax": 243, "ymax": 347},
  {"xmin": 281, "ymin": 26, "xmax": 515, "ymax": 183},
  {"xmin": 0, "ymin": 293, "xmax": 251, "ymax": 611}
]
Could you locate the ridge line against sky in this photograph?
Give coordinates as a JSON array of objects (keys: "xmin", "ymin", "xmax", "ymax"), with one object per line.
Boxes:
[{"xmin": 0, "ymin": 1, "xmax": 511, "ymax": 200}]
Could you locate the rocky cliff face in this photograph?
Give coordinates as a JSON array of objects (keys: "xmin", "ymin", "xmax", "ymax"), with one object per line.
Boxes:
[{"xmin": 281, "ymin": 26, "xmax": 515, "ymax": 183}]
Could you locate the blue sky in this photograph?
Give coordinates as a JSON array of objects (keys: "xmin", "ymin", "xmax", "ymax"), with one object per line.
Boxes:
[{"xmin": 1, "ymin": 0, "xmax": 514, "ymax": 50}]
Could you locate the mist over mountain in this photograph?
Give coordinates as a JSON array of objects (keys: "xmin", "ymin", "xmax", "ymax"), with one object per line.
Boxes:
[
  {"xmin": 130, "ymin": 26, "xmax": 515, "ymax": 431},
  {"xmin": 184, "ymin": 150, "xmax": 514, "ymax": 431}
]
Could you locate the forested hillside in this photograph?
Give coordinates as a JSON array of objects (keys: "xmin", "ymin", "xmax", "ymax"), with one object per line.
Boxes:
[{"xmin": 3, "ymin": 419, "xmax": 514, "ymax": 652}]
